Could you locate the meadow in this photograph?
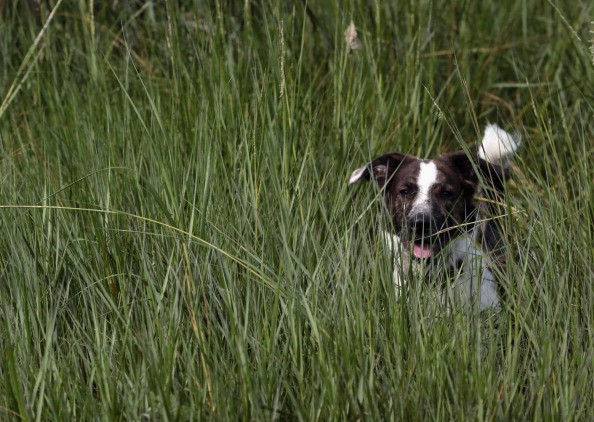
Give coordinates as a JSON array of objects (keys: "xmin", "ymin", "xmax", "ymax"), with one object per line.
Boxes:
[{"xmin": 0, "ymin": 1, "xmax": 593, "ymax": 420}]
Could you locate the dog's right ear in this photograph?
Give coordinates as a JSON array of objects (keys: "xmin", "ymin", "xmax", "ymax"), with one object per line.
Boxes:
[
  {"xmin": 348, "ymin": 153, "xmax": 408, "ymax": 188},
  {"xmin": 444, "ymin": 151, "xmax": 508, "ymax": 192}
]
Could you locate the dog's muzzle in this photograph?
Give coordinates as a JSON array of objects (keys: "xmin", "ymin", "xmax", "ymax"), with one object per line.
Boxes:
[
  {"xmin": 411, "ymin": 213, "xmax": 444, "ymax": 238},
  {"xmin": 407, "ymin": 213, "xmax": 446, "ymax": 259}
]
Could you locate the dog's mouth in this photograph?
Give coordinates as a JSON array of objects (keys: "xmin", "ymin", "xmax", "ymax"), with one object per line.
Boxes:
[
  {"xmin": 412, "ymin": 241, "xmax": 432, "ymax": 259},
  {"xmin": 406, "ymin": 232, "xmax": 449, "ymax": 260}
]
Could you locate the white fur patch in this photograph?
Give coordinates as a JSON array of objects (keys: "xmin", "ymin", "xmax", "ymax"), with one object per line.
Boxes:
[
  {"xmin": 382, "ymin": 231, "xmax": 406, "ymax": 298},
  {"xmin": 478, "ymin": 124, "xmax": 520, "ymax": 166},
  {"xmin": 412, "ymin": 161, "xmax": 438, "ymax": 211}
]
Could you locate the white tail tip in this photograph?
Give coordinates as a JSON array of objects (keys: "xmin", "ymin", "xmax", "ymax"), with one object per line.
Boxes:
[{"xmin": 478, "ymin": 124, "xmax": 520, "ymax": 166}]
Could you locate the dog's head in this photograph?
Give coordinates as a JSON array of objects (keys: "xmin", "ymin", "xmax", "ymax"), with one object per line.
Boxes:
[{"xmin": 349, "ymin": 150, "xmax": 508, "ymax": 259}]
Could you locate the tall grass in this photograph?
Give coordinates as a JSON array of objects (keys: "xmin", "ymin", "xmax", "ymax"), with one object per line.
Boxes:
[{"xmin": 0, "ymin": 1, "xmax": 592, "ymax": 419}]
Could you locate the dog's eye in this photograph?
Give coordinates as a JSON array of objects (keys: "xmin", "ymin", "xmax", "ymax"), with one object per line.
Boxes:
[
  {"xmin": 399, "ymin": 188, "xmax": 410, "ymax": 196},
  {"xmin": 440, "ymin": 189, "xmax": 453, "ymax": 198}
]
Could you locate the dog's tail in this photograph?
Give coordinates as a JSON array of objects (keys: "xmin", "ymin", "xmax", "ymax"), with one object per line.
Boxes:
[{"xmin": 478, "ymin": 124, "xmax": 520, "ymax": 167}]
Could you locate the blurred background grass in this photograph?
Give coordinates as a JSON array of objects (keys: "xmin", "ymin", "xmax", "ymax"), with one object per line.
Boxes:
[{"xmin": 0, "ymin": 1, "xmax": 592, "ymax": 420}]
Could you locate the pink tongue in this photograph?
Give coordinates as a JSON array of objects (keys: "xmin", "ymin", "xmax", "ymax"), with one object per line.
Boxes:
[{"xmin": 413, "ymin": 243, "xmax": 431, "ymax": 259}]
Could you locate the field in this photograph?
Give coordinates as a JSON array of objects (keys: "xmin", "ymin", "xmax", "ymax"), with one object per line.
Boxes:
[{"xmin": 1, "ymin": 1, "xmax": 593, "ymax": 420}]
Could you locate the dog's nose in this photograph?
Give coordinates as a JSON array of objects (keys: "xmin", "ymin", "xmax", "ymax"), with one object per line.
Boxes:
[
  {"xmin": 412, "ymin": 213, "xmax": 433, "ymax": 236},
  {"xmin": 412, "ymin": 213, "xmax": 432, "ymax": 227}
]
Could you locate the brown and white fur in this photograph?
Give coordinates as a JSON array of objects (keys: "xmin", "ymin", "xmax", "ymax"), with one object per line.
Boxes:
[{"xmin": 349, "ymin": 124, "xmax": 520, "ymax": 311}]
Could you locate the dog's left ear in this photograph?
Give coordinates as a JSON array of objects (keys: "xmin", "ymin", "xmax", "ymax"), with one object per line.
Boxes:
[
  {"xmin": 444, "ymin": 151, "xmax": 508, "ymax": 191},
  {"xmin": 348, "ymin": 153, "xmax": 408, "ymax": 189}
]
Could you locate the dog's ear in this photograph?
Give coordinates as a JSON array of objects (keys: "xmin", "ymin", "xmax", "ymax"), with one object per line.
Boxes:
[
  {"xmin": 348, "ymin": 153, "xmax": 408, "ymax": 188},
  {"xmin": 445, "ymin": 151, "xmax": 508, "ymax": 191}
]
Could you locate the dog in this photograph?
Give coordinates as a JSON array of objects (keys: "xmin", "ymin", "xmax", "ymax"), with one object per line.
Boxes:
[{"xmin": 349, "ymin": 124, "xmax": 520, "ymax": 311}]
